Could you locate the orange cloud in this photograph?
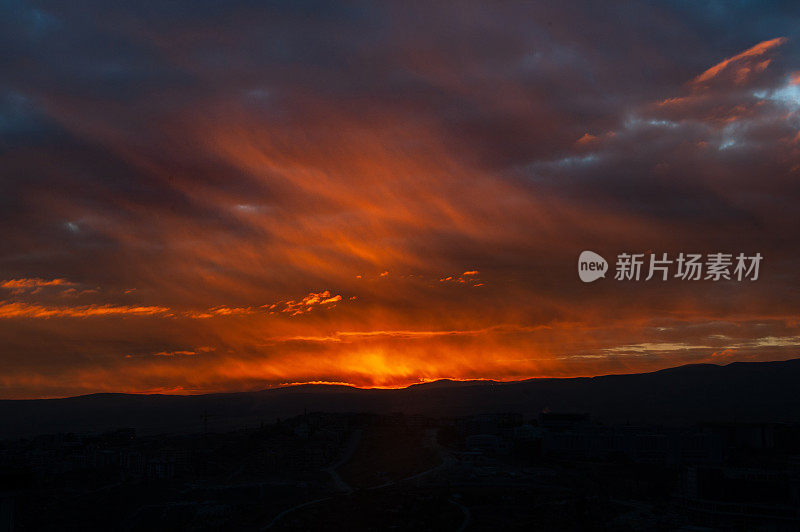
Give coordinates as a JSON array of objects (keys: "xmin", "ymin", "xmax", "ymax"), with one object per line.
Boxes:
[
  {"xmin": 281, "ymin": 290, "xmax": 346, "ymax": 315},
  {"xmin": 1, "ymin": 278, "xmax": 76, "ymax": 289},
  {"xmin": 0, "ymin": 301, "xmax": 172, "ymax": 319},
  {"xmin": 0, "ymin": 287, "xmax": 349, "ymax": 320},
  {"xmin": 440, "ymin": 270, "xmax": 482, "ymax": 285},
  {"xmin": 1, "ymin": 278, "xmax": 78, "ymax": 295},
  {"xmin": 691, "ymin": 37, "xmax": 787, "ymax": 87},
  {"xmin": 153, "ymin": 350, "xmax": 198, "ymax": 357}
]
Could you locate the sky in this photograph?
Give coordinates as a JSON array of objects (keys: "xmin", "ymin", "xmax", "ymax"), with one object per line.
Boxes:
[{"xmin": 1, "ymin": 0, "xmax": 800, "ymax": 398}]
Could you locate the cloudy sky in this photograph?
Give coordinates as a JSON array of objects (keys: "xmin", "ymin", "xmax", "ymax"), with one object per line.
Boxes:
[{"xmin": 1, "ymin": 1, "xmax": 800, "ymax": 398}]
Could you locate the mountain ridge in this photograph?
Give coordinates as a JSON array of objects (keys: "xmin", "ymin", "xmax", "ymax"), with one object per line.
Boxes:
[{"xmin": 1, "ymin": 357, "xmax": 799, "ymax": 438}]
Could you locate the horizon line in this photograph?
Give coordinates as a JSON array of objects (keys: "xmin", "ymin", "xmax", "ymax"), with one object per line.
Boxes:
[{"xmin": 3, "ymin": 356, "xmax": 794, "ymax": 402}]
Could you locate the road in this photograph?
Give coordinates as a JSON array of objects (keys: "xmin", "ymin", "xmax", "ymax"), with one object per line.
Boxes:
[
  {"xmin": 324, "ymin": 428, "xmax": 362, "ymax": 494},
  {"xmin": 263, "ymin": 428, "xmax": 460, "ymax": 530}
]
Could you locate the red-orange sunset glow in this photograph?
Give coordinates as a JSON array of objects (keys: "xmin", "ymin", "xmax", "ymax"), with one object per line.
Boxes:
[{"xmin": 2, "ymin": 3, "xmax": 800, "ymax": 398}]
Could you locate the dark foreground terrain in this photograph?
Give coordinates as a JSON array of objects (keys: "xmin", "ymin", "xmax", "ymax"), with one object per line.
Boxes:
[
  {"xmin": 2, "ymin": 359, "xmax": 800, "ymax": 530},
  {"xmin": 3, "ymin": 410, "xmax": 800, "ymax": 530}
]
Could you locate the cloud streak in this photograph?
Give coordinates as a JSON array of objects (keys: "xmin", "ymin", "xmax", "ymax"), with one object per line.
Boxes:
[{"xmin": 692, "ymin": 37, "xmax": 787, "ymax": 86}]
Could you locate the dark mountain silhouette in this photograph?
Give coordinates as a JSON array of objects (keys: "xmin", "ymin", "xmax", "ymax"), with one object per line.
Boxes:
[{"xmin": 2, "ymin": 357, "xmax": 800, "ymax": 438}]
